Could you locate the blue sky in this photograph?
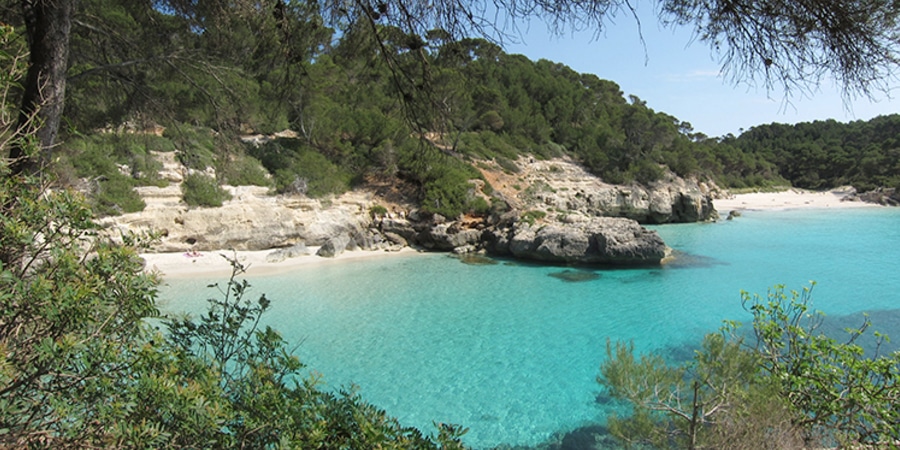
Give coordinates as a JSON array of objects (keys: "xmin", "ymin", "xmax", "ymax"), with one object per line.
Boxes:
[{"xmin": 503, "ymin": 7, "xmax": 899, "ymax": 138}]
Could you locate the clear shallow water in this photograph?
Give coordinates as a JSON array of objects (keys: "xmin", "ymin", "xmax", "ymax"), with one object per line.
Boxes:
[{"xmin": 158, "ymin": 208, "xmax": 900, "ymax": 449}]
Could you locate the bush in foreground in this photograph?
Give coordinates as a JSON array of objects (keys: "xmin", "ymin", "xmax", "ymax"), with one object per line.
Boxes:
[
  {"xmin": 598, "ymin": 284, "xmax": 900, "ymax": 449},
  {"xmin": 0, "ymin": 168, "xmax": 468, "ymax": 448}
]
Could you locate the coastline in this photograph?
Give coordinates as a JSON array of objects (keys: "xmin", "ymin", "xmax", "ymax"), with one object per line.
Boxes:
[
  {"xmin": 143, "ymin": 188, "xmax": 884, "ymax": 279},
  {"xmin": 712, "ymin": 187, "xmax": 881, "ymax": 212},
  {"xmin": 142, "ymin": 246, "xmax": 426, "ymax": 280}
]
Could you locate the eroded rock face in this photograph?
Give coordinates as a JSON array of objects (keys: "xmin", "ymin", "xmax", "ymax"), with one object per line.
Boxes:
[
  {"xmin": 531, "ymin": 176, "xmax": 716, "ymax": 224},
  {"xmin": 501, "ymin": 158, "xmax": 718, "ymax": 224},
  {"xmin": 102, "ymin": 153, "xmax": 679, "ymax": 266},
  {"xmin": 416, "ymin": 222, "xmax": 483, "ymax": 251},
  {"xmin": 506, "ymin": 217, "xmax": 667, "ymax": 265},
  {"xmin": 100, "ymin": 185, "xmax": 374, "ymax": 252}
]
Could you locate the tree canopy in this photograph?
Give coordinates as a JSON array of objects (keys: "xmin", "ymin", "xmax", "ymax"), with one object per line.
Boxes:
[{"xmin": 3, "ymin": 0, "xmax": 900, "ymax": 179}]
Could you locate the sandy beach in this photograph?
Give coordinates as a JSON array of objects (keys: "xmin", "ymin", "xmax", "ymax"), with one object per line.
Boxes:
[
  {"xmin": 142, "ymin": 246, "xmax": 426, "ymax": 279},
  {"xmin": 712, "ymin": 187, "xmax": 880, "ymax": 212}
]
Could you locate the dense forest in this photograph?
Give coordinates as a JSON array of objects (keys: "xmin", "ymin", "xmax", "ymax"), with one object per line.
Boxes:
[
  {"xmin": 726, "ymin": 117, "xmax": 900, "ymax": 191},
  {"xmin": 3, "ymin": 0, "xmax": 897, "ymax": 218}
]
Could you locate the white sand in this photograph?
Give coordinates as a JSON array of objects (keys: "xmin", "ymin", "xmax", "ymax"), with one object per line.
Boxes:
[
  {"xmin": 142, "ymin": 246, "xmax": 425, "ymax": 279},
  {"xmin": 713, "ymin": 188, "xmax": 880, "ymax": 212}
]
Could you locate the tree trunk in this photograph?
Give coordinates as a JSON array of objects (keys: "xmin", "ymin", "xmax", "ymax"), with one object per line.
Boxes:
[
  {"xmin": 8, "ymin": 0, "xmax": 74, "ymax": 176},
  {"xmin": 688, "ymin": 380, "xmax": 700, "ymax": 450}
]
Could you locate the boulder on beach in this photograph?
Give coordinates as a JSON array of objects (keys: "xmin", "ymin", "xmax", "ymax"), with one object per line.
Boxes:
[
  {"xmin": 316, "ymin": 234, "xmax": 351, "ymax": 258},
  {"xmin": 266, "ymin": 243, "xmax": 311, "ymax": 263}
]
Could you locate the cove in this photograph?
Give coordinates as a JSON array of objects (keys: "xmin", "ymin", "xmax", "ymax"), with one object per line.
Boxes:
[{"xmin": 157, "ymin": 207, "xmax": 900, "ymax": 449}]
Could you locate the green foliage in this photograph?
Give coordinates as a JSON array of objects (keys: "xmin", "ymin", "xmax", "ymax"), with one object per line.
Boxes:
[
  {"xmin": 1, "ymin": 18, "xmax": 474, "ymax": 450},
  {"xmin": 55, "ymin": 132, "xmax": 188, "ymax": 215},
  {"xmin": 249, "ymin": 138, "xmax": 352, "ymax": 197},
  {"xmin": 520, "ymin": 209, "xmax": 547, "ymax": 225},
  {"xmin": 0, "ymin": 173, "xmax": 470, "ymax": 447},
  {"xmin": 57, "ymin": 3, "xmax": 900, "ymax": 205},
  {"xmin": 164, "ymin": 126, "xmax": 218, "ymax": 171},
  {"xmin": 60, "ymin": 133, "xmax": 169, "ymax": 184},
  {"xmin": 50, "ymin": 1, "xmax": 900, "ymax": 203},
  {"xmin": 468, "ymin": 196, "xmax": 491, "ymax": 215},
  {"xmin": 417, "ymin": 160, "xmax": 490, "ymax": 218},
  {"xmin": 728, "ymin": 116, "xmax": 900, "ymax": 191},
  {"xmin": 0, "ymin": 171, "xmax": 160, "ymax": 447},
  {"xmin": 495, "ymin": 155, "xmax": 521, "ymax": 174},
  {"xmin": 0, "ymin": 160, "xmax": 467, "ymax": 449},
  {"xmin": 627, "ymin": 159, "xmax": 666, "ymax": 184},
  {"xmin": 599, "ymin": 284, "xmax": 900, "ymax": 449},
  {"xmin": 421, "ymin": 165, "xmax": 474, "ymax": 218},
  {"xmin": 93, "ymin": 172, "xmax": 147, "ymax": 215},
  {"xmin": 599, "ymin": 334, "xmax": 778, "ymax": 450},
  {"xmin": 182, "ymin": 172, "xmax": 232, "ymax": 207},
  {"xmin": 215, "ymin": 150, "xmax": 273, "ymax": 187},
  {"xmin": 742, "ymin": 284, "xmax": 900, "ymax": 445},
  {"xmin": 370, "ymin": 204, "xmax": 389, "ymax": 216}
]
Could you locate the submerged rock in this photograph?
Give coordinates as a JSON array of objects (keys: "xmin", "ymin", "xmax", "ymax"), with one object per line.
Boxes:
[
  {"xmin": 457, "ymin": 253, "xmax": 498, "ymax": 265},
  {"xmin": 548, "ymin": 269, "xmax": 601, "ymax": 282}
]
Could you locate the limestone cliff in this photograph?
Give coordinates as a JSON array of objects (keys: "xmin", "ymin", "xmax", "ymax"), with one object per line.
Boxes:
[
  {"xmin": 480, "ymin": 156, "xmax": 719, "ymax": 224},
  {"xmin": 102, "ymin": 153, "xmax": 714, "ymax": 265},
  {"xmin": 100, "ymin": 185, "xmax": 378, "ymax": 252}
]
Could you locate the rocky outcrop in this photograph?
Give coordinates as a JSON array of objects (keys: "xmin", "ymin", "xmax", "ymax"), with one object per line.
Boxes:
[
  {"xmin": 266, "ymin": 243, "xmax": 311, "ymax": 263},
  {"xmin": 415, "ymin": 222, "xmax": 483, "ymax": 251},
  {"xmin": 846, "ymin": 187, "xmax": 900, "ymax": 206},
  {"xmin": 316, "ymin": 234, "xmax": 352, "ymax": 257},
  {"xmin": 501, "ymin": 216, "xmax": 667, "ymax": 265},
  {"xmin": 100, "ymin": 185, "xmax": 376, "ymax": 252},
  {"xmin": 530, "ymin": 173, "xmax": 716, "ymax": 223},
  {"xmin": 484, "ymin": 157, "xmax": 718, "ymax": 224},
  {"xmin": 102, "ymin": 153, "xmax": 693, "ymax": 266}
]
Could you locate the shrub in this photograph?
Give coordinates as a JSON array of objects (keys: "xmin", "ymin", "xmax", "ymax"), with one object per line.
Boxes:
[
  {"xmin": 598, "ymin": 283, "xmax": 900, "ymax": 449},
  {"xmin": 93, "ymin": 173, "xmax": 146, "ymax": 216},
  {"xmin": 165, "ymin": 126, "xmax": 218, "ymax": 170},
  {"xmin": 0, "ymin": 171, "xmax": 159, "ymax": 447},
  {"xmin": 495, "ymin": 155, "xmax": 520, "ymax": 174},
  {"xmin": 0, "ymin": 174, "xmax": 470, "ymax": 449},
  {"xmin": 741, "ymin": 284, "xmax": 900, "ymax": 445},
  {"xmin": 249, "ymin": 139, "xmax": 351, "ymax": 197},
  {"xmin": 216, "ymin": 151, "xmax": 272, "ymax": 187},
  {"xmin": 628, "ymin": 159, "xmax": 666, "ymax": 184},
  {"xmin": 520, "ymin": 209, "xmax": 546, "ymax": 225},
  {"xmin": 422, "ymin": 167, "xmax": 471, "ymax": 218},
  {"xmin": 182, "ymin": 173, "xmax": 231, "ymax": 207},
  {"xmin": 468, "ymin": 197, "xmax": 490, "ymax": 215},
  {"xmin": 60, "ymin": 133, "xmax": 168, "ymax": 187}
]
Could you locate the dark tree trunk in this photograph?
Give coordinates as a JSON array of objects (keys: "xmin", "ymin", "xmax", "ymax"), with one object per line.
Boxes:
[{"xmin": 8, "ymin": 0, "xmax": 74, "ymax": 176}]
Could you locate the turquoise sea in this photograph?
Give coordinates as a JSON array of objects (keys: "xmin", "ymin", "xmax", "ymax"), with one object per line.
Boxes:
[{"xmin": 158, "ymin": 207, "xmax": 900, "ymax": 449}]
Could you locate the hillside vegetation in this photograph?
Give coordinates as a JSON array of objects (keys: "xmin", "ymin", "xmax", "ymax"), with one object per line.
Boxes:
[{"xmin": 10, "ymin": 2, "xmax": 892, "ymax": 217}]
